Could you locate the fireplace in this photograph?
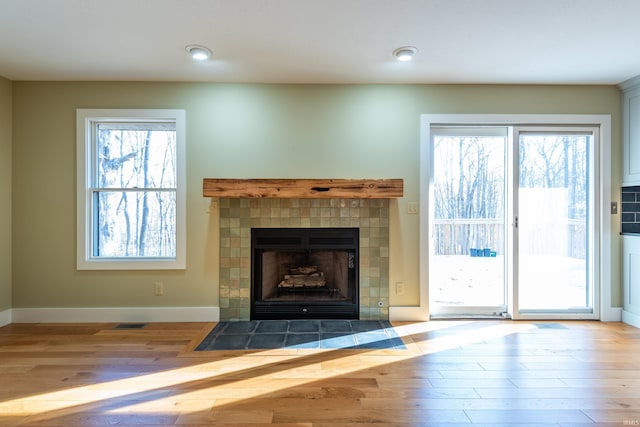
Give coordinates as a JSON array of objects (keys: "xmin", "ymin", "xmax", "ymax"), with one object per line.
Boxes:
[
  {"xmin": 217, "ymin": 197, "xmax": 390, "ymax": 321},
  {"xmin": 251, "ymin": 227, "xmax": 359, "ymax": 320}
]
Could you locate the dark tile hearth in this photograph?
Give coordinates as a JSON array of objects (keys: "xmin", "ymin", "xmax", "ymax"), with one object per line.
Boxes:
[{"xmin": 195, "ymin": 320, "xmax": 406, "ymax": 350}]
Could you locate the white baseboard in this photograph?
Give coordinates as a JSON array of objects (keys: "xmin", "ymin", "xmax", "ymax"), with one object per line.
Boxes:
[
  {"xmin": 7, "ymin": 305, "xmax": 624, "ymax": 326},
  {"xmin": 622, "ymin": 310, "xmax": 640, "ymax": 329},
  {"xmin": 0, "ymin": 309, "xmax": 11, "ymax": 327},
  {"xmin": 601, "ymin": 306, "xmax": 623, "ymax": 322},
  {"xmin": 389, "ymin": 305, "xmax": 429, "ymax": 322},
  {"xmin": 11, "ymin": 307, "xmax": 219, "ymax": 323}
]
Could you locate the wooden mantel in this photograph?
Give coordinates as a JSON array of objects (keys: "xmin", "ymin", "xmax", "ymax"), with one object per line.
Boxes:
[{"xmin": 202, "ymin": 178, "xmax": 403, "ymax": 199}]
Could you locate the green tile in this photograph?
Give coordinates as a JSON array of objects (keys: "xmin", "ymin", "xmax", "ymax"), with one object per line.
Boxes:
[
  {"xmin": 219, "ymin": 197, "xmax": 390, "ymax": 320},
  {"xmin": 239, "ymin": 307, "xmax": 251, "ymax": 320}
]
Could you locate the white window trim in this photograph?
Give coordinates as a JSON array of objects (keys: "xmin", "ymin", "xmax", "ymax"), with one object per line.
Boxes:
[{"xmin": 76, "ymin": 109, "xmax": 186, "ymax": 270}]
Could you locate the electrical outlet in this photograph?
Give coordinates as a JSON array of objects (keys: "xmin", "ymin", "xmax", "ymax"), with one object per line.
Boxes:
[
  {"xmin": 395, "ymin": 281, "xmax": 405, "ymax": 296},
  {"xmin": 154, "ymin": 282, "xmax": 164, "ymax": 296},
  {"xmin": 611, "ymin": 201, "xmax": 618, "ymax": 215},
  {"xmin": 407, "ymin": 202, "xmax": 418, "ymax": 214}
]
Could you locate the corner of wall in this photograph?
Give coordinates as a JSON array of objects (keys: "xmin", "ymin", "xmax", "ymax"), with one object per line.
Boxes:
[
  {"xmin": 0, "ymin": 76, "xmax": 12, "ymax": 317},
  {"xmin": 0, "ymin": 309, "xmax": 10, "ymax": 327}
]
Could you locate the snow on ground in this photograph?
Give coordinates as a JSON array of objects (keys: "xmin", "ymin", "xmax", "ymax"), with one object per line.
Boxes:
[{"xmin": 429, "ymin": 255, "xmax": 588, "ymax": 309}]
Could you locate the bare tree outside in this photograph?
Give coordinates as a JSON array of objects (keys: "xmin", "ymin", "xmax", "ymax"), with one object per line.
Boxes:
[
  {"xmin": 94, "ymin": 123, "xmax": 177, "ymax": 258},
  {"xmin": 433, "ymin": 135, "xmax": 505, "ymax": 256}
]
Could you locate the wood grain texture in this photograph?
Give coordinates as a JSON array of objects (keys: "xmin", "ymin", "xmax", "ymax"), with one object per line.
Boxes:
[
  {"xmin": 0, "ymin": 320, "xmax": 639, "ymax": 426},
  {"xmin": 202, "ymin": 178, "xmax": 404, "ymax": 198}
]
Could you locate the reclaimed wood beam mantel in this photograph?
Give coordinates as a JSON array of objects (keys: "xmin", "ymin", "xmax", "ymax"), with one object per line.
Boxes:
[{"xmin": 202, "ymin": 178, "xmax": 403, "ymax": 198}]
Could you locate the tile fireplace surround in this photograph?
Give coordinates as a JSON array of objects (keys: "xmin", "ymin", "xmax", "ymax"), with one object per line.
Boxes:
[{"xmin": 218, "ymin": 198, "xmax": 390, "ymax": 321}]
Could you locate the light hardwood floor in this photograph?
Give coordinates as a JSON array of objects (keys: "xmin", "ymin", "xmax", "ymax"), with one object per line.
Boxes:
[{"xmin": 0, "ymin": 320, "xmax": 639, "ymax": 426}]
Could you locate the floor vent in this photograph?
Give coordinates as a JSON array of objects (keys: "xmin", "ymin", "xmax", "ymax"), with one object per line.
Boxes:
[
  {"xmin": 534, "ymin": 323, "xmax": 568, "ymax": 329},
  {"xmin": 114, "ymin": 323, "xmax": 147, "ymax": 329}
]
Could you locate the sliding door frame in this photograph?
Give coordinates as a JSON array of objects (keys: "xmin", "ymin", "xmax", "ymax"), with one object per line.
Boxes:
[
  {"xmin": 427, "ymin": 126, "xmax": 509, "ymax": 318},
  {"xmin": 419, "ymin": 114, "xmax": 613, "ymax": 321},
  {"xmin": 512, "ymin": 125, "xmax": 599, "ymax": 319}
]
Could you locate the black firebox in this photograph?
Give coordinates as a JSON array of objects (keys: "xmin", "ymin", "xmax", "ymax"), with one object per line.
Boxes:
[{"xmin": 251, "ymin": 227, "xmax": 359, "ymax": 320}]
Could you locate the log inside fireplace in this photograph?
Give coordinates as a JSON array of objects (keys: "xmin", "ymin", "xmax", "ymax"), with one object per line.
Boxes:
[{"xmin": 251, "ymin": 228, "xmax": 359, "ymax": 320}]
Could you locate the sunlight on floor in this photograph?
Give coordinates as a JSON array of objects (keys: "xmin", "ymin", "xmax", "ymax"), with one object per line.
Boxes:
[{"xmin": 0, "ymin": 320, "xmax": 535, "ymax": 421}]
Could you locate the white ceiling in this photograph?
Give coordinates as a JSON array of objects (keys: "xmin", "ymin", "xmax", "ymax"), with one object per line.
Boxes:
[{"xmin": 1, "ymin": 0, "xmax": 639, "ymax": 85}]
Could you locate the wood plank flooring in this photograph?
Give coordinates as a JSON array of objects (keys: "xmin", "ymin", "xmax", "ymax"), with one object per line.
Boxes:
[{"xmin": 0, "ymin": 320, "xmax": 639, "ymax": 426}]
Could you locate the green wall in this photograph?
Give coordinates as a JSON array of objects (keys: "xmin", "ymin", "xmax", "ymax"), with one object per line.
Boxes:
[
  {"xmin": 0, "ymin": 77, "xmax": 11, "ymax": 312},
  {"xmin": 10, "ymin": 82, "xmax": 622, "ymax": 312}
]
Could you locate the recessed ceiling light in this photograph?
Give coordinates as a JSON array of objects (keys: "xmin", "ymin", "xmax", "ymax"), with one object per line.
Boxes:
[
  {"xmin": 393, "ymin": 46, "xmax": 417, "ymax": 62},
  {"xmin": 186, "ymin": 45, "xmax": 212, "ymax": 61}
]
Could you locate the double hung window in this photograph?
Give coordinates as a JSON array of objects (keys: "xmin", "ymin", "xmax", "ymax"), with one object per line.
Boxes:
[{"xmin": 77, "ymin": 109, "xmax": 186, "ymax": 270}]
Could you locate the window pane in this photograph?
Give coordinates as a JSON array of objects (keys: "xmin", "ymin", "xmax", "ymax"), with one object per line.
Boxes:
[
  {"xmin": 97, "ymin": 124, "xmax": 176, "ymax": 189},
  {"xmin": 430, "ymin": 133, "xmax": 506, "ymax": 309},
  {"xmin": 94, "ymin": 190, "xmax": 176, "ymax": 258},
  {"xmin": 518, "ymin": 133, "xmax": 591, "ymax": 310}
]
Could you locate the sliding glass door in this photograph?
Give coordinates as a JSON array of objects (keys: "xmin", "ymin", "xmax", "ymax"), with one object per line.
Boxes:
[
  {"xmin": 429, "ymin": 127, "xmax": 508, "ymax": 317},
  {"xmin": 427, "ymin": 123, "xmax": 598, "ymax": 319},
  {"xmin": 514, "ymin": 128, "xmax": 596, "ymax": 315}
]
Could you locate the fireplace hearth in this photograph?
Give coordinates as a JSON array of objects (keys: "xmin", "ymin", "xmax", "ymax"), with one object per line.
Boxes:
[{"xmin": 252, "ymin": 228, "xmax": 359, "ymax": 320}]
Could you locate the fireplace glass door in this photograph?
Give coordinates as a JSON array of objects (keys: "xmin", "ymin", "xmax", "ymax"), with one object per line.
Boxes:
[{"xmin": 251, "ymin": 228, "xmax": 359, "ymax": 320}]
